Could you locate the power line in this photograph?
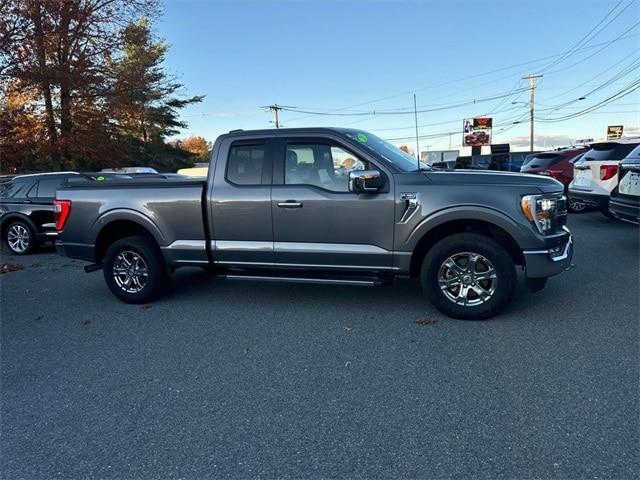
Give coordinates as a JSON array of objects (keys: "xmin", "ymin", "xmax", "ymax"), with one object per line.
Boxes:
[
  {"xmin": 538, "ymin": 0, "xmax": 630, "ymax": 73},
  {"xmin": 540, "ymin": 48, "xmax": 640, "ymax": 102},
  {"xmin": 282, "ymin": 32, "xmax": 639, "ymax": 124},
  {"xmin": 538, "ymin": 79, "xmax": 640, "ymax": 122},
  {"xmin": 276, "ymin": 88, "xmax": 529, "ymax": 117},
  {"xmin": 544, "ymin": 19, "xmax": 640, "ymax": 75}
]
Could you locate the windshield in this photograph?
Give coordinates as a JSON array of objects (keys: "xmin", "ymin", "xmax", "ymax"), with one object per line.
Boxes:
[{"xmin": 343, "ymin": 130, "xmax": 422, "ymax": 172}]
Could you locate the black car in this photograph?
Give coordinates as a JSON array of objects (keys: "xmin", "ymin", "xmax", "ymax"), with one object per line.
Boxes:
[
  {"xmin": 0, "ymin": 172, "xmax": 80, "ymax": 254},
  {"xmin": 610, "ymin": 143, "xmax": 640, "ymax": 224}
]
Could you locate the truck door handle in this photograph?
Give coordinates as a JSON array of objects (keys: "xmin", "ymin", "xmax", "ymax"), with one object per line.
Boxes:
[{"xmin": 277, "ymin": 200, "xmax": 303, "ymax": 208}]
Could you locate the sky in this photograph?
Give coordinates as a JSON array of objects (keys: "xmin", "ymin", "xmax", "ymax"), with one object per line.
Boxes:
[{"xmin": 157, "ymin": 0, "xmax": 640, "ymax": 154}]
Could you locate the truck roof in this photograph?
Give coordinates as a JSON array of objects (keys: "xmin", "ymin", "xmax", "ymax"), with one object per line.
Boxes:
[{"xmin": 224, "ymin": 127, "xmax": 357, "ymax": 137}]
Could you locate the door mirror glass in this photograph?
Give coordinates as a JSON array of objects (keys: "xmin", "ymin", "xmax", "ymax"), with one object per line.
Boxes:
[{"xmin": 348, "ymin": 170, "xmax": 384, "ymax": 193}]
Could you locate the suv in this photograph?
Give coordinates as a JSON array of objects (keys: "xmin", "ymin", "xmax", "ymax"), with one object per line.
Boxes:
[
  {"xmin": 521, "ymin": 147, "xmax": 587, "ymax": 212},
  {"xmin": 0, "ymin": 172, "xmax": 79, "ymax": 254},
  {"xmin": 569, "ymin": 139, "xmax": 640, "ymax": 216},
  {"xmin": 609, "ymin": 143, "xmax": 640, "ymax": 223}
]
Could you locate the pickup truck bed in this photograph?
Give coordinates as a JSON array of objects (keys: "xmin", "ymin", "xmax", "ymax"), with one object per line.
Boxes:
[{"xmin": 57, "ymin": 179, "xmax": 208, "ymax": 265}]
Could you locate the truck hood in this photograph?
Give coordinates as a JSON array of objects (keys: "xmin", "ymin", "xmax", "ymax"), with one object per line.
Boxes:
[{"xmin": 421, "ymin": 169, "xmax": 564, "ymax": 193}]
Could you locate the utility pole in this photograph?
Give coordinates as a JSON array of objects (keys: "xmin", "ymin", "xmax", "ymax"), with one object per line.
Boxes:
[
  {"xmin": 262, "ymin": 104, "xmax": 283, "ymax": 128},
  {"xmin": 522, "ymin": 74, "xmax": 542, "ymax": 151},
  {"xmin": 414, "ymin": 94, "xmax": 420, "ymax": 168}
]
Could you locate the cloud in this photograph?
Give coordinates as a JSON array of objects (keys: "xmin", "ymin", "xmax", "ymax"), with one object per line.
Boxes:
[{"xmin": 507, "ymin": 134, "xmax": 576, "ymax": 150}]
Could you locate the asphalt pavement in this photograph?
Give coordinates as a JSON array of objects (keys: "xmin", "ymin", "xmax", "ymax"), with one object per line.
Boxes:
[{"xmin": 1, "ymin": 211, "xmax": 638, "ymax": 479}]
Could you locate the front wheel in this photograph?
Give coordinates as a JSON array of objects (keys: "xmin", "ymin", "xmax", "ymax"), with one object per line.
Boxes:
[
  {"xmin": 421, "ymin": 233, "xmax": 516, "ymax": 320},
  {"xmin": 102, "ymin": 236, "xmax": 169, "ymax": 304}
]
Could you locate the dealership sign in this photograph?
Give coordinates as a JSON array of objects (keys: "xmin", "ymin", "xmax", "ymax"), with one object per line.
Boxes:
[
  {"xmin": 463, "ymin": 117, "xmax": 492, "ymax": 147},
  {"xmin": 607, "ymin": 125, "xmax": 623, "ymax": 140}
]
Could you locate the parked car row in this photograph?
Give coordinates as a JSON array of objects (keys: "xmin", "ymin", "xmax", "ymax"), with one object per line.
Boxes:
[
  {"xmin": 520, "ymin": 138, "xmax": 640, "ymax": 224},
  {"xmin": 569, "ymin": 139, "xmax": 640, "ymax": 223},
  {"xmin": 520, "ymin": 146, "xmax": 587, "ymax": 212}
]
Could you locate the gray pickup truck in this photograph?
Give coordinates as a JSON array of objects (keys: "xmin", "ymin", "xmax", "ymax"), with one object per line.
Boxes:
[{"xmin": 55, "ymin": 128, "xmax": 572, "ymax": 319}]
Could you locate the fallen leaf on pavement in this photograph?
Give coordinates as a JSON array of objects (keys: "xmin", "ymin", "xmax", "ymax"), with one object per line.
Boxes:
[
  {"xmin": 0, "ymin": 263, "xmax": 23, "ymax": 274},
  {"xmin": 415, "ymin": 319, "xmax": 438, "ymax": 326},
  {"xmin": 343, "ymin": 325, "xmax": 353, "ymax": 332}
]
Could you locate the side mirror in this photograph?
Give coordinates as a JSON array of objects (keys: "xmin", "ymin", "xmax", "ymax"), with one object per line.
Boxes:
[{"xmin": 348, "ymin": 170, "xmax": 384, "ymax": 193}]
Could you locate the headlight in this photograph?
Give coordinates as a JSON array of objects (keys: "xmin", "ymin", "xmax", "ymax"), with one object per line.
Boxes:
[{"xmin": 521, "ymin": 195, "xmax": 557, "ymax": 234}]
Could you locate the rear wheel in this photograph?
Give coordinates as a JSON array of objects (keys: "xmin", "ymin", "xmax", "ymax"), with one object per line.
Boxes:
[
  {"xmin": 5, "ymin": 221, "xmax": 37, "ymax": 255},
  {"xmin": 103, "ymin": 236, "xmax": 169, "ymax": 303},
  {"xmin": 421, "ymin": 233, "xmax": 516, "ymax": 320}
]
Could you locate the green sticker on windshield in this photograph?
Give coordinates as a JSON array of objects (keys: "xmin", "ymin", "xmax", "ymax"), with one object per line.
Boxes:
[
  {"xmin": 356, "ymin": 133, "xmax": 368, "ymax": 143},
  {"xmin": 96, "ymin": 176, "xmax": 105, "ymax": 181}
]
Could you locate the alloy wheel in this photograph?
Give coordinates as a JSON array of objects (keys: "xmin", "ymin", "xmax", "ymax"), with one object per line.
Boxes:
[
  {"xmin": 112, "ymin": 250, "xmax": 149, "ymax": 293},
  {"xmin": 7, "ymin": 225, "xmax": 30, "ymax": 254},
  {"xmin": 438, "ymin": 252, "xmax": 498, "ymax": 306}
]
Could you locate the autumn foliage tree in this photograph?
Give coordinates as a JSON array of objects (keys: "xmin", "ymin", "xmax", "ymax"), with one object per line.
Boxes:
[
  {"xmin": 0, "ymin": 0, "xmax": 203, "ymax": 173},
  {"xmin": 173, "ymin": 136, "xmax": 211, "ymax": 161}
]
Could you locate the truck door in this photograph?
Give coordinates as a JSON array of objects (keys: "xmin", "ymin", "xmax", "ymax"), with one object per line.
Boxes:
[
  {"xmin": 271, "ymin": 136, "xmax": 395, "ymax": 271},
  {"xmin": 209, "ymin": 137, "xmax": 275, "ymax": 266}
]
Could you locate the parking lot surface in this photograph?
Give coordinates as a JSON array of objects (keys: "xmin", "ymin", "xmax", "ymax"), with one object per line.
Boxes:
[{"xmin": 1, "ymin": 212, "xmax": 638, "ymax": 479}]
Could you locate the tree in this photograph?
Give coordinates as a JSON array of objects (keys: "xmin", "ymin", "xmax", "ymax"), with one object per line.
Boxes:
[
  {"xmin": 0, "ymin": 79, "xmax": 47, "ymax": 172},
  {"xmin": 175, "ymin": 136, "xmax": 211, "ymax": 161},
  {"xmin": 108, "ymin": 18, "xmax": 203, "ymax": 169},
  {"xmin": 0, "ymin": 1, "xmax": 202, "ymax": 173}
]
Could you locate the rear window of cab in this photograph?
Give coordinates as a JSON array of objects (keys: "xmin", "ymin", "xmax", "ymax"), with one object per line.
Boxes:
[{"xmin": 583, "ymin": 142, "xmax": 638, "ymax": 162}]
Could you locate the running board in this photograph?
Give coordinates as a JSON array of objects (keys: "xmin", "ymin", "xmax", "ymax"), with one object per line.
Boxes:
[{"xmin": 218, "ymin": 273, "xmax": 387, "ymax": 287}]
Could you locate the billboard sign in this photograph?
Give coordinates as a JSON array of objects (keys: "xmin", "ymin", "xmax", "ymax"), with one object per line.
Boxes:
[
  {"xmin": 607, "ymin": 125, "xmax": 623, "ymax": 140},
  {"xmin": 463, "ymin": 117, "xmax": 493, "ymax": 147}
]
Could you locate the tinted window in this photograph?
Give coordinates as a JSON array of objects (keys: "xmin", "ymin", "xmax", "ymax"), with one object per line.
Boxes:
[
  {"xmin": 285, "ymin": 143, "xmax": 368, "ymax": 192},
  {"xmin": 526, "ymin": 153, "xmax": 562, "ymax": 168},
  {"xmin": 583, "ymin": 142, "xmax": 638, "ymax": 161},
  {"xmin": 621, "ymin": 144, "xmax": 640, "ymax": 165},
  {"xmin": 226, "ymin": 143, "xmax": 266, "ymax": 185},
  {"xmin": 0, "ymin": 180, "xmax": 32, "ymax": 199},
  {"xmin": 34, "ymin": 177, "xmax": 69, "ymax": 198}
]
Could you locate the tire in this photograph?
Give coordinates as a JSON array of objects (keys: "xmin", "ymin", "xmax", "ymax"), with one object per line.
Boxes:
[
  {"xmin": 601, "ymin": 209, "xmax": 615, "ymax": 219},
  {"xmin": 567, "ymin": 197, "xmax": 587, "ymax": 213},
  {"xmin": 421, "ymin": 233, "xmax": 516, "ymax": 320},
  {"xmin": 5, "ymin": 220, "xmax": 37, "ymax": 255},
  {"xmin": 102, "ymin": 235, "xmax": 169, "ymax": 304}
]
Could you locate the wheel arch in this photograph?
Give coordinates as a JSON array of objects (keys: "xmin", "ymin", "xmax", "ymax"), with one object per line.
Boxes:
[
  {"xmin": 0, "ymin": 213, "xmax": 38, "ymax": 240},
  {"xmin": 408, "ymin": 215, "xmax": 525, "ymax": 278},
  {"xmin": 94, "ymin": 219, "xmax": 162, "ymax": 263}
]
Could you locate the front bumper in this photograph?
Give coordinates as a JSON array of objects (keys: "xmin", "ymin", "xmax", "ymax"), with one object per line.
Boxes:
[
  {"xmin": 523, "ymin": 227, "xmax": 573, "ymax": 278},
  {"xmin": 568, "ymin": 189, "xmax": 609, "ymax": 211}
]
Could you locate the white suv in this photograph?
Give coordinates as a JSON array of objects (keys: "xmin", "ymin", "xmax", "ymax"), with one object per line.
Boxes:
[{"xmin": 569, "ymin": 138, "xmax": 640, "ymax": 216}]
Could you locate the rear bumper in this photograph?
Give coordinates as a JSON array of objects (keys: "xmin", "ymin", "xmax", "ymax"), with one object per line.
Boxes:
[
  {"xmin": 523, "ymin": 227, "xmax": 573, "ymax": 278},
  {"xmin": 55, "ymin": 240, "xmax": 95, "ymax": 263},
  {"xmin": 609, "ymin": 195, "xmax": 640, "ymax": 224},
  {"xmin": 568, "ymin": 189, "xmax": 609, "ymax": 211}
]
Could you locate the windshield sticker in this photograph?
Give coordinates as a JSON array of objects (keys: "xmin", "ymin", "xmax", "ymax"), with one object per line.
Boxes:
[
  {"xmin": 356, "ymin": 133, "xmax": 368, "ymax": 143},
  {"xmin": 96, "ymin": 176, "xmax": 105, "ymax": 181}
]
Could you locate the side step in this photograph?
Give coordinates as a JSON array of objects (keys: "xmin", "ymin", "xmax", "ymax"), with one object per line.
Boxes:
[{"xmin": 218, "ymin": 273, "xmax": 389, "ymax": 287}]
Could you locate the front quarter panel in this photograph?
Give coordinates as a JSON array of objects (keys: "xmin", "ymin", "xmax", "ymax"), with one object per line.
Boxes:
[{"xmin": 393, "ymin": 172, "xmax": 560, "ymax": 253}]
